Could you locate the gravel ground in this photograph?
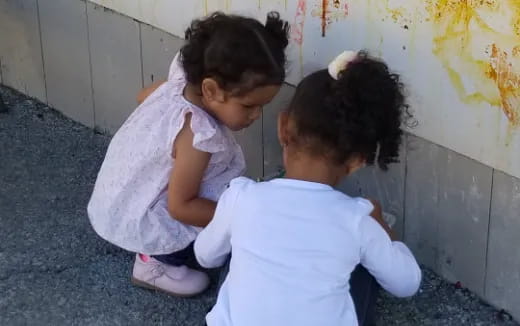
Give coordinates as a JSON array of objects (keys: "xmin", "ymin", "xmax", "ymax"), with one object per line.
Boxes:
[{"xmin": 0, "ymin": 85, "xmax": 518, "ymax": 326}]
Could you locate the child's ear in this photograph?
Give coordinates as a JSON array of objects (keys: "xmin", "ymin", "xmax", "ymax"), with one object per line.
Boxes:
[
  {"xmin": 201, "ymin": 78, "xmax": 226, "ymax": 103},
  {"xmin": 277, "ymin": 111, "xmax": 289, "ymax": 147}
]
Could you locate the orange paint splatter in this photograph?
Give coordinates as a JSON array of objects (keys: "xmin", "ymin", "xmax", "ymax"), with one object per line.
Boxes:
[
  {"xmin": 426, "ymin": 0, "xmax": 520, "ymax": 126},
  {"xmin": 311, "ymin": 0, "xmax": 349, "ymax": 37},
  {"xmin": 487, "ymin": 44, "xmax": 520, "ymax": 125},
  {"xmin": 322, "ymin": 0, "xmax": 328, "ymax": 37}
]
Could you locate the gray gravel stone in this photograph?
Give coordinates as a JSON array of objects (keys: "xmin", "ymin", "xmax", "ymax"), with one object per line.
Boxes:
[
  {"xmin": 375, "ymin": 268, "xmax": 517, "ymax": 325},
  {"xmin": 0, "ymin": 85, "xmax": 518, "ymax": 326}
]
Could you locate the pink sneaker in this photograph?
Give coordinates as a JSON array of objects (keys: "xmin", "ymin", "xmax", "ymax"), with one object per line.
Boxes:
[{"xmin": 131, "ymin": 254, "xmax": 210, "ymax": 297}]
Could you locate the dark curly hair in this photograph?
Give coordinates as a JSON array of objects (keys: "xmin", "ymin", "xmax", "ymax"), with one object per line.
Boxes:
[
  {"xmin": 286, "ymin": 51, "xmax": 408, "ymax": 170},
  {"xmin": 180, "ymin": 11, "xmax": 290, "ymax": 95}
]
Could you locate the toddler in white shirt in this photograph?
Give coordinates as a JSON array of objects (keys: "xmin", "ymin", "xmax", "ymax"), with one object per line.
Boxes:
[{"xmin": 195, "ymin": 51, "xmax": 422, "ymax": 326}]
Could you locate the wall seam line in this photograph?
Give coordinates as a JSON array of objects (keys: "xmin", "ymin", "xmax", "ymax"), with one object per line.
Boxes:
[
  {"xmin": 0, "ymin": 57, "xmax": 4, "ymax": 83},
  {"xmin": 482, "ymin": 168, "xmax": 495, "ymax": 298},
  {"xmin": 138, "ymin": 22, "xmax": 145, "ymax": 88},
  {"xmin": 85, "ymin": 0, "xmax": 97, "ymax": 128},
  {"xmin": 35, "ymin": 0, "xmax": 48, "ymax": 103}
]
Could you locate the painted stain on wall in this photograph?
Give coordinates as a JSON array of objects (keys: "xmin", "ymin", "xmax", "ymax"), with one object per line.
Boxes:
[
  {"xmin": 311, "ymin": 0, "xmax": 349, "ymax": 37},
  {"xmin": 366, "ymin": 0, "xmax": 420, "ymax": 29},
  {"xmin": 292, "ymin": 0, "xmax": 307, "ymax": 45},
  {"xmin": 487, "ymin": 44, "xmax": 520, "ymax": 126},
  {"xmin": 426, "ymin": 0, "xmax": 520, "ymax": 126},
  {"xmin": 292, "ymin": 0, "xmax": 307, "ymax": 76}
]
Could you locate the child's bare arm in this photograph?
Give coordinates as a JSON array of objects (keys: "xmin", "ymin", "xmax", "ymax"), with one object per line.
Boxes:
[
  {"xmin": 167, "ymin": 114, "xmax": 217, "ymax": 227},
  {"xmin": 368, "ymin": 199, "xmax": 397, "ymax": 241},
  {"xmin": 136, "ymin": 80, "xmax": 166, "ymax": 104}
]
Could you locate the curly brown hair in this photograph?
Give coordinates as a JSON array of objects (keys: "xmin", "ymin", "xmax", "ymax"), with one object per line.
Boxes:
[
  {"xmin": 180, "ymin": 12, "xmax": 290, "ymax": 95},
  {"xmin": 286, "ymin": 52, "xmax": 410, "ymax": 170}
]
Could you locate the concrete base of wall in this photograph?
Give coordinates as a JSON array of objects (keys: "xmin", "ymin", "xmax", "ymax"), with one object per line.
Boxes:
[{"xmin": 1, "ymin": 0, "xmax": 519, "ymax": 321}]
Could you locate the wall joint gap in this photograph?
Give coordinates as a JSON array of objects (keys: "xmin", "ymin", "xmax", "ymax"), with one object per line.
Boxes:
[
  {"xmin": 35, "ymin": 0, "xmax": 48, "ymax": 103},
  {"xmin": 482, "ymin": 168, "xmax": 495, "ymax": 297},
  {"xmin": 85, "ymin": 0, "xmax": 97, "ymax": 126}
]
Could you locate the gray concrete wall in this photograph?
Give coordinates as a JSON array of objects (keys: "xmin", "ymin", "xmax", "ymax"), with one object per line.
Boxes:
[
  {"xmin": 0, "ymin": 0, "xmax": 46, "ymax": 102},
  {"xmin": 1, "ymin": 0, "xmax": 519, "ymax": 321}
]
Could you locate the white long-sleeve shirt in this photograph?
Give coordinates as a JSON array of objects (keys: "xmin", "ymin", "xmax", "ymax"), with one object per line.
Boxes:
[{"xmin": 195, "ymin": 177, "xmax": 421, "ymax": 326}]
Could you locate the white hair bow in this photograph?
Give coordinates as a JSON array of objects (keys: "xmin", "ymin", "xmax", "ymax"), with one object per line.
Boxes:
[{"xmin": 328, "ymin": 51, "xmax": 358, "ymax": 80}]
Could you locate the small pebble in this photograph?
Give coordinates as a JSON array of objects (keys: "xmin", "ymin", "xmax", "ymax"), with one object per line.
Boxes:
[
  {"xmin": 498, "ymin": 309, "xmax": 513, "ymax": 322},
  {"xmin": 0, "ymin": 97, "xmax": 8, "ymax": 113}
]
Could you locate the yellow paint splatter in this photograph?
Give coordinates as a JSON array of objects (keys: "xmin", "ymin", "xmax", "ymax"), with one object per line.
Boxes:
[
  {"xmin": 513, "ymin": 45, "xmax": 520, "ymax": 57},
  {"xmin": 426, "ymin": 0, "xmax": 520, "ymax": 126},
  {"xmin": 368, "ymin": 0, "xmax": 419, "ymax": 27},
  {"xmin": 387, "ymin": 6, "xmax": 408, "ymax": 24}
]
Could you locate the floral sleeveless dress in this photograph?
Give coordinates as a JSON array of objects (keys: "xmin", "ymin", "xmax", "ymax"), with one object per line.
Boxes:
[{"xmin": 87, "ymin": 54, "xmax": 246, "ymax": 255}]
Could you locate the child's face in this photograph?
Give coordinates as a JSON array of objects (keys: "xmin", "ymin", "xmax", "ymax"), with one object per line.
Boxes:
[{"xmin": 204, "ymin": 83, "xmax": 280, "ymax": 131}]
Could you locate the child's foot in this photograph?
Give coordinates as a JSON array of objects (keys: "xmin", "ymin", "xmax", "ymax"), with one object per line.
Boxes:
[{"xmin": 131, "ymin": 254, "xmax": 210, "ymax": 297}]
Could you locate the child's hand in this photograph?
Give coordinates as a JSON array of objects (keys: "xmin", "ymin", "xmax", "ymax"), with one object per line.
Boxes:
[{"xmin": 367, "ymin": 199, "xmax": 397, "ymax": 241}]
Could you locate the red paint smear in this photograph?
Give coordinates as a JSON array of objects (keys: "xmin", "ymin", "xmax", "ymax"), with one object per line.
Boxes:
[
  {"xmin": 292, "ymin": 0, "xmax": 307, "ymax": 45},
  {"xmin": 322, "ymin": 0, "xmax": 328, "ymax": 37}
]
